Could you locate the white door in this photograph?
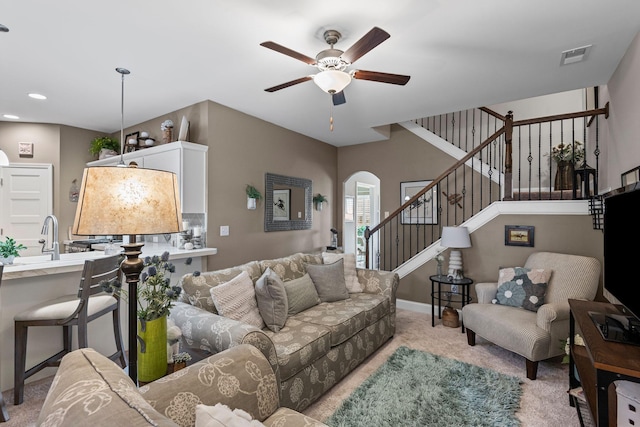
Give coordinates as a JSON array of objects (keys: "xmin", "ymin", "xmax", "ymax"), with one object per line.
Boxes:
[{"xmin": 0, "ymin": 164, "xmax": 53, "ymax": 256}]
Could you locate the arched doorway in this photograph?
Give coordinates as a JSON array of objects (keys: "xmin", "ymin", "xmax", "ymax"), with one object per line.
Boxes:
[{"xmin": 343, "ymin": 172, "xmax": 380, "ymax": 268}]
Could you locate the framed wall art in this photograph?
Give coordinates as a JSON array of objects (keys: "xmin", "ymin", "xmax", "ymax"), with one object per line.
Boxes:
[
  {"xmin": 400, "ymin": 180, "xmax": 438, "ymax": 224},
  {"xmin": 273, "ymin": 189, "xmax": 290, "ymax": 221},
  {"xmin": 621, "ymin": 165, "xmax": 640, "ymax": 188},
  {"xmin": 505, "ymin": 225, "xmax": 535, "ymax": 247}
]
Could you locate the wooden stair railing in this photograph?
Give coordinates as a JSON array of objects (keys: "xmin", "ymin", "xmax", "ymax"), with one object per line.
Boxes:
[
  {"xmin": 364, "ymin": 126, "xmax": 506, "ymax": 269},
  {"xmin": 365, "ymin": 102, "xmax": 610, "ymax": 271}
]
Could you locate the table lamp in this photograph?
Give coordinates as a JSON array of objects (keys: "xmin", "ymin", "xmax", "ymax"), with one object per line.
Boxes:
[
  {"xmin": 441, "ymin": 226, "xmax": 471, "ymax": 280},
  {"xmin": 72, "ymin": 165, "xmax": 182, "ymax": 384}
]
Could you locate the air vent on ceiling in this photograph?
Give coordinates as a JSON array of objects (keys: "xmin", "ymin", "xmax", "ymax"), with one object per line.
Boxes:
[{"xmin": 560, "ymin": 45, "xmax": 592, "ymax": 66}]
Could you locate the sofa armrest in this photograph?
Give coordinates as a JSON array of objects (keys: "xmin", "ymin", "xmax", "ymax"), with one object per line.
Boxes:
[
  {"xmin": 356, "ymin": 268, "xmax": 399, "ymax": 308},
  {"xmin": 536, "ymin": 302, "xmax": 570, "ymax": 333},
  {"xmin": 141, "ymin": 344, "xmax": 280, "ymax": 424},
  {"xmin": 475, "ymin": 282, "xmax": 498, "ymax": 304},
  {"xmin": 170, "ymin": 302, "xmax": 279, "ymax": 386}
]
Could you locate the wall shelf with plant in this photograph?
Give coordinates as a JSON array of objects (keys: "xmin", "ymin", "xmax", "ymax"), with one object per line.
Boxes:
[{"xmin": 246, "ymin": 185, "xmax": 262, "ymax": 210}]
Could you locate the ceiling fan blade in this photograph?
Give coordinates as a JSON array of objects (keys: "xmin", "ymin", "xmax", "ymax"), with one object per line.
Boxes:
[
  {"xmin": 353, "ymin": 70, "xmax": 411, "ymax": 85},
  {"xmin": 341, "ymin": 27, "xmax": 390, "ymax": 64},
  {"xmin": 264, "ymin": 76, "xmax": 313, "ymax": 92},
  {"xmin": 260, "ymin": 41, "xmax": 317, "ymax": 65},
  {"xmin": 332, "ymin": 91, "xmax": 346, "ymax": 106}
]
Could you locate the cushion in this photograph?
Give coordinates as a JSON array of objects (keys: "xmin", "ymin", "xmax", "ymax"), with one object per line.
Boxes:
[
  {"xmin": 494, "ymin": 267, "xmax": 552, "ymax": 312},
  {"xmin": 195, "ymin": 403, "xmax": 265, "ymax": 427},
  {"xmin": 283, "ymin": 273, "xmax": 320, "ymax": 316},
  {"xmin": 322, "ymin": 252, "xmax": 363, "ymax": 293},
  {"xmin": 210, "ymin": 271, "xmax": 265, "ymax": 329},
  {"xmin": 305, "ymin": 259, "xmax": 350, "ymax": 302},
  {"xmin": 254, "ymin": 268, "xmax": 288, "ymax": 332}
]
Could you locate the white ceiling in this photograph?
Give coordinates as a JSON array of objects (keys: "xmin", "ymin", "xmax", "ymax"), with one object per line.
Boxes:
[{"xmin": 1, "ymin": 1, "xmax": 639, "ymax": 147}]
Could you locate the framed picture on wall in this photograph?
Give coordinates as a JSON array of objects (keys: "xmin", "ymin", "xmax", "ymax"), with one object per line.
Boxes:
[
  {"xmin": 621, "ymin": 165, "xmax": 640, "ymax": 187},
  {"xmin": 273, "ymin": 189, "xmax": 290, "ymax": 221},
  {"xmin": 505, "ymin": 225, "xmax": 535, "ymax": 247},
  {"xmin": 400, "ymin": 180, "xmax": 438, "ymax": 224}
]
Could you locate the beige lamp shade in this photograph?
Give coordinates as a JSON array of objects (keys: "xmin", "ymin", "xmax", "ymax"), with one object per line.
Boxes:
[{"xmin": 72, "ymin": 166, "xmax": 183, "ymax": 236}]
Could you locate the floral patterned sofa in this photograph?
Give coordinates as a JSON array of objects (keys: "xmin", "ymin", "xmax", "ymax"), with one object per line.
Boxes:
[
  {"xmin": 170, "ymin": 252, "xmax": 399, "ymax": 411},
  {"xmin": 37, "ymin": 344, "xmax": 326, "ymax": 426}
]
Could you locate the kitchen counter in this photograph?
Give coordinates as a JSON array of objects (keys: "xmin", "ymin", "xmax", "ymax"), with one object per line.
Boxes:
[
  {"xmin": 3, "ymin": 244, "xmax": 217, "ymax": 280},
  {"xmin": 0, "ymin": 244, "xmax": 217, "ymax": 392}
]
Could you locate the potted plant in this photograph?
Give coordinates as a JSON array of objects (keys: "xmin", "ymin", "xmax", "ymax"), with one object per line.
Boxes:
[
  {"xmin": 102, "ymin": 252, "xmax": 196, "ymax": 382},
  {"xmin": 547, "ymin": 141, "xmax": 585, "ymax": 190},
  {"xmin": 0, "ymin": 236, "xmax": 27, "ymax": 264},
  {"xmin": 89, "ymin": 136, "xmax": 121, "ymax": 159},
  {"xmin": 313, "ymin": 194, "xmax": 328, "ymax": 211},
  {"xmin": 246, "ymin": 184, "xmax": 262, "ymax": 210}
]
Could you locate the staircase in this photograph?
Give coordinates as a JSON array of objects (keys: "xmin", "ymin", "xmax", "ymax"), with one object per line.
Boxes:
[{"xmin": 364, "ymin": 103, "xmax": 609, "ymax": 278}]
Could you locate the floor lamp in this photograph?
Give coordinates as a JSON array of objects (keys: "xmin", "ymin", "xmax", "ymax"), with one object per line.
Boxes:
[{"xmin": 72, "ymin": 165, "xmax": 182, "ymax": 384}]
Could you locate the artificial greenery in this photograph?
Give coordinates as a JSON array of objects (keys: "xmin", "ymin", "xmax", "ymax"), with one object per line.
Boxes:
[
  {"xmin": 548, "ymin": 141, "xmax": 585, "ymax": 164},
  {"xmin": 313, "ymin": 194, "xmax": 328, "ymax": 204},
  {"xmin": 246, "ymin": 184, "xmax": 262, "ymax": 200},
  {"xmin": 0, "ymin": 236, "xmax": 27, "ymax": 258},
  {"xmin": 173, "ymin": 352, "xmax": 192, "ymax": 363},
  {"xmin": 102, "ymin": 251, "xmax": 197, "ymax": 321},
  {"xmin": 89, "ymin": 136, "xmax": 120, "ymax": 156}
]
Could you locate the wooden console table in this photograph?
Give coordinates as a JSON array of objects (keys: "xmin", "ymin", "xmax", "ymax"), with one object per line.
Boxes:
[{"xmin": 569, "ymin": 299, "xmax": 640, "ymax": 426}]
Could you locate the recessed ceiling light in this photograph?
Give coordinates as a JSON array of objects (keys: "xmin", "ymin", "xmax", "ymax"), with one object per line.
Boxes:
[
  {"xmin": 3, "ymin": 114, "xmax": 19, "ymax": 120},
  {"xmin": 28, "ymin": 93, "xmax": 47, "ymax": 100}
]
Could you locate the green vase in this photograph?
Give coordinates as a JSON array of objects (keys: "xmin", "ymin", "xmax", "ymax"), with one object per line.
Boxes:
[{"xmin": 137, "ymin": 316, "xmax": 167, "ymax": 383}]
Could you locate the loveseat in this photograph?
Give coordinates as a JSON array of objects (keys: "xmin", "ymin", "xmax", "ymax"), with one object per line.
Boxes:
[
  {"xmin": 37, "ymin": 344, "xmax": 327, "ymax": 426},
  {"xmin": 170, "ymin": 252, "xmax": 399, "ymax": 411}
]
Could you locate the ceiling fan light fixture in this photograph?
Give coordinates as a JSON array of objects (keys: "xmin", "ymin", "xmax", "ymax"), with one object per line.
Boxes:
[{"xmin": 313, "ymin": 70, "xmax": 351, "ymax": 94}]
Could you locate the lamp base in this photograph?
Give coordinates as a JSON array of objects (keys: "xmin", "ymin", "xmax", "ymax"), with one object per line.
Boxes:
[
  {"xmin": 120, "ymin": 239, "xmax": 145, "ymax": 385},
  {"xmin": 447, "ymin": 250, "xmax": 465, "ymax": 279}
]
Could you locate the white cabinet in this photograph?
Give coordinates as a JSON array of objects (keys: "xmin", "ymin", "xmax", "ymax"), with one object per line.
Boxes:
[{"xmin": 87, "ymin": 141, "xmax": 207, "ymax": 214}]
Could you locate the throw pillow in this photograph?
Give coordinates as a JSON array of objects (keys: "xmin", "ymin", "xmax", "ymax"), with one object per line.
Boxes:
[
  {"xmin": 322, "ymin": 252, "xmax": 363, "ymax": 293},
  {"xmin": 283, "ymin": 273, "xmax": 321, "ymax": 316},
  {"xmin": 254, "ymin": 268, "xmax": 288, "ymax": 332},
  {"xmin": 210, "ymin": 271, "xmax": 265, "ymax": 329},
  {"xmin": 305, "ymin": 259, "xmax": 350, "ymax": 302},
  {"xmin": 495, "ymin": 267, "xmax": 552, "ymax": 312},
  {"xmin": 195, "ymin": 403, "xmax": 265, "ymax": 427}
]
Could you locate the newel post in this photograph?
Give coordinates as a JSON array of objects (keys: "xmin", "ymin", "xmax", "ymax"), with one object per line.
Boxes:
[{"xmin": 504, "ymin": 111, "xmax": 514, "ymax": 200}]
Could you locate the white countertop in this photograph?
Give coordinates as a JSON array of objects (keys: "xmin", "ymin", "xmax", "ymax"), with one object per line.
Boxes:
[{"xmin": 2, "ymin": 244, "xmax": 217, "ymax": 280}]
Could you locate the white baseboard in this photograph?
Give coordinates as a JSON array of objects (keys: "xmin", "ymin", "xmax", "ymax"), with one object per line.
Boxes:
[{"xmin": 397, "ymin": 298, "xmax": 463, "ymax": 317}]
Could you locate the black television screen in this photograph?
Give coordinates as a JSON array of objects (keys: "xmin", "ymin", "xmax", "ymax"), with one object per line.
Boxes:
[{"xmin": 604, "ymin": 186, "xmax": 640, "ymax": 321}]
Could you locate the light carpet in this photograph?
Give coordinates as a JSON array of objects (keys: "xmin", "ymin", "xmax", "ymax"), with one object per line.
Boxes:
[
  {"xmin": 325, "ymin": 345, "xmax": 522, "ymax": 426},
  {"xmin": 1, "ymin": 309, "xmax": 579, "ymax": 426},
  {"xmin": 303, "ymin": 309, "xmax": 579, "ymax": 426}
]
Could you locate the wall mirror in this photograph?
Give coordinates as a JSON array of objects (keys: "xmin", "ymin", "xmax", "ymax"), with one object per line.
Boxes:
[{"xmin": 265, "ymin": 173, "xmax": 312, "ymax": 231}]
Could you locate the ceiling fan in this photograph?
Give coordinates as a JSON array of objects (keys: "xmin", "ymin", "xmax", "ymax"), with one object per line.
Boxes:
[{"xmin": 260, "ymin": 27, "xmax": 410, "ymax": 106}]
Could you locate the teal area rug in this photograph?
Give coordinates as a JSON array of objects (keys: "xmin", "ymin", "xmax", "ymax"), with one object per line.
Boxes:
[{"xmin": 326, "ymin": 346, "xmax": 522, "ymax": 427}]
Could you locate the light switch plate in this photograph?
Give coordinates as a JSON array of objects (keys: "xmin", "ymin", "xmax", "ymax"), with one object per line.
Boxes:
[{"xmin": 220, "ymin": 225, "xmax": 229, "ymax": 236}]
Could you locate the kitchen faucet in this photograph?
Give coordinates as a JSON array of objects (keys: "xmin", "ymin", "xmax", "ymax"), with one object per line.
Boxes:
[{"xmin": 39, "ymin": 214, "xmax": 60, "ymax": 260}]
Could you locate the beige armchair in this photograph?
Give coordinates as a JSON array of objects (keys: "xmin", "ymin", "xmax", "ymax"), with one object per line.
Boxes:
[{"xmin": 461, "ymin": 252, "xmax": 601, "ymax": 380}]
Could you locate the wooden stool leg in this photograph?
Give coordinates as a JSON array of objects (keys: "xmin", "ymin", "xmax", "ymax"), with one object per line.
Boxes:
[
  {"xmin": 0, "ymin": 392, "xmax": 9, "ymax": 422},
  {"xmin": 14, "ymin": 322, "xmax": 28, "ymax": 405},
  {"xmin": 112, "ymin": 308, "xmax": 127, "ymax": 368}
]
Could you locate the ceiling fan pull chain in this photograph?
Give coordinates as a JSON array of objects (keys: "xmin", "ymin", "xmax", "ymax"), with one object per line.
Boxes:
[{"xmin": 329, "ymin": 97, "xmax": 334, "ymax": 132}]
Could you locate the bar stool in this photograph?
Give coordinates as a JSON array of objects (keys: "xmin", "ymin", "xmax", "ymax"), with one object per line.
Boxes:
[
  {"xmin": 13, "ymin": 254, "xmax": 127, "ymax": 405},
  {"xmin": 0, "ymin": 264, "xmax": 9, "ymax": 422}
]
